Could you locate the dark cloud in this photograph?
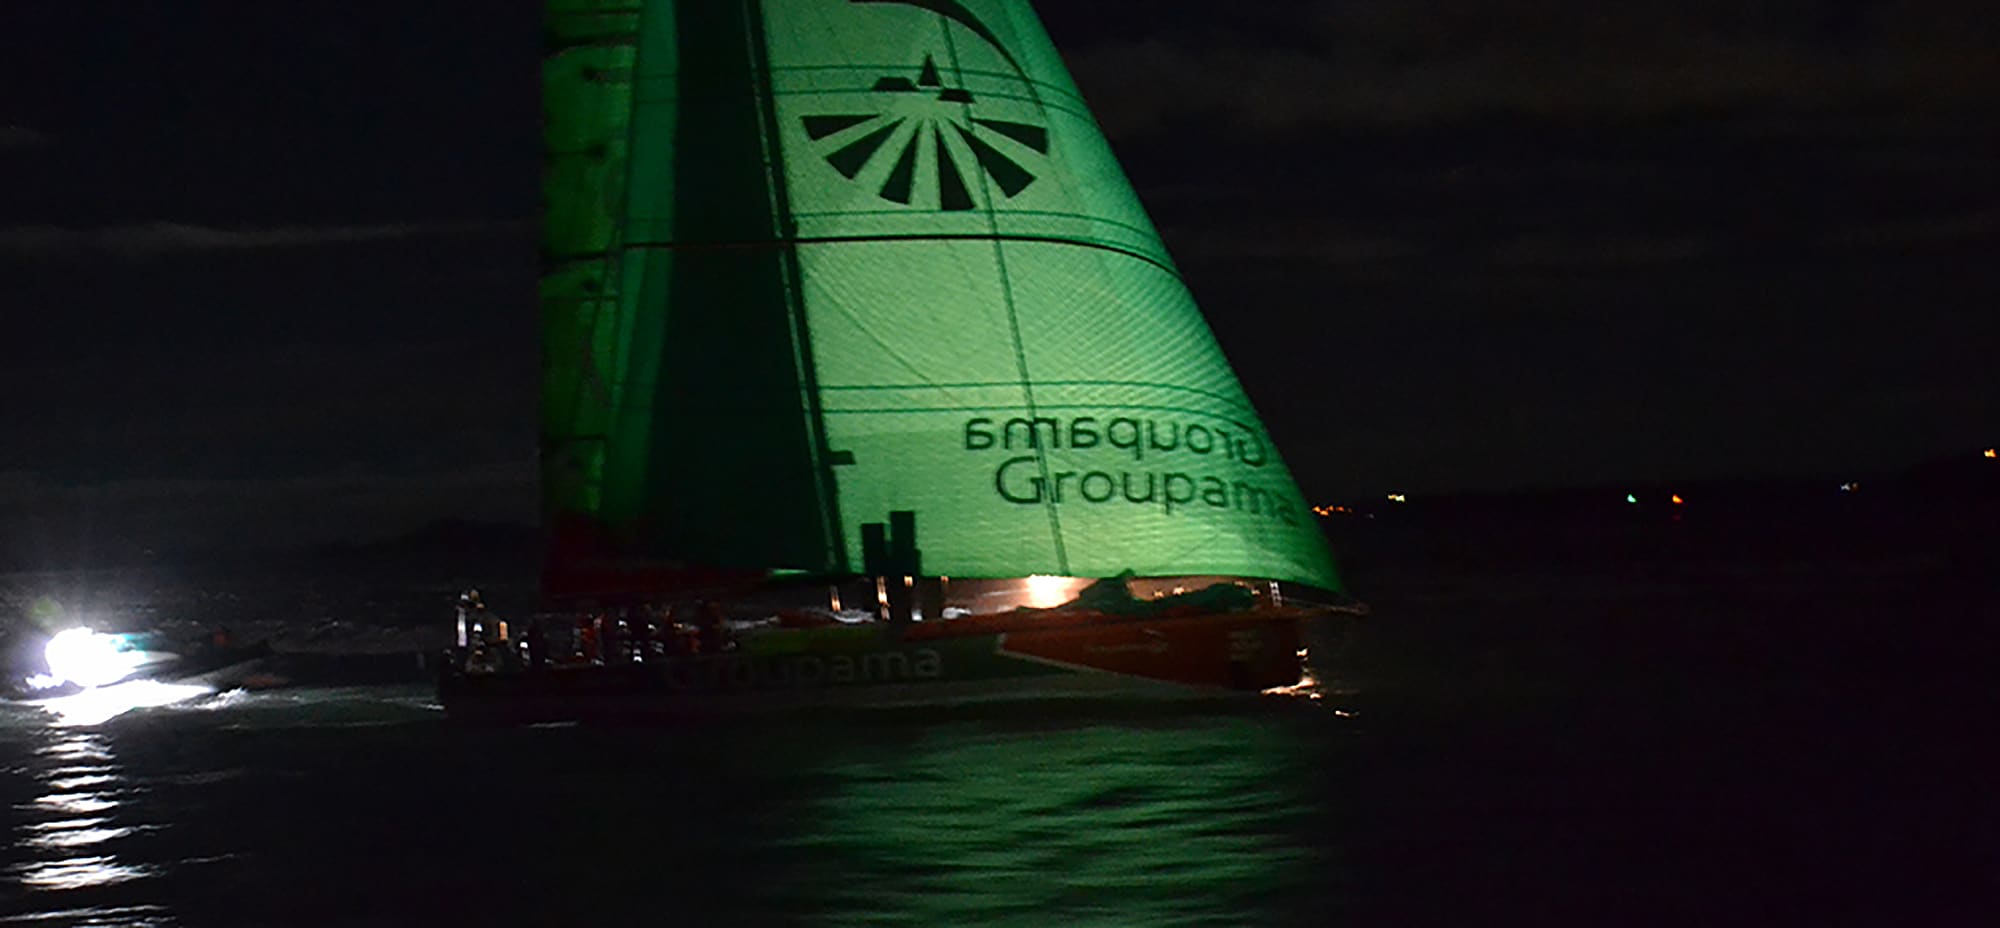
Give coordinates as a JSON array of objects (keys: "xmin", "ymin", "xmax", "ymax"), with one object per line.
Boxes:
[
  {"xmin": 1146, "ymin": 138, "xmax": 1995, "ymax": 277},
  {"xmin": 0, "ymin": 220, "xmax": 521, "ymax": 260},
  {"xmin": 1063, "ymin": 0, "xmax": 2000, "ymax": 135},
  {"xmin": 0, "ymin": 464, "xmax": 537, "ymax": 565},
  {"xmin": 0, "ymin": 124, "xmax": 51, "ymax": 150},
  {"xmin": 0, "ymin": 338, "xmax": 536, "ymax": 485},
  {"xmin": 0, "ymin": 337, "xmax": 536, "ymax": 563},
  {"xmin": 0, "ymin": 466, "xmax": 534, "ymax": 511}
]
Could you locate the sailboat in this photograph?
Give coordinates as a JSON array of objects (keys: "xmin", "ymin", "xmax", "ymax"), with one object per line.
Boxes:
[{"xmin": 438, "ymin": 0, "xmax": 1364, "ymax": 722}]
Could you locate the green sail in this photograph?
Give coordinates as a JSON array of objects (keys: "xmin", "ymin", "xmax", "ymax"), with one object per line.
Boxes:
[{"xmin": 541, "ymin": 0, "xmax": 1342, "ymax": 593}]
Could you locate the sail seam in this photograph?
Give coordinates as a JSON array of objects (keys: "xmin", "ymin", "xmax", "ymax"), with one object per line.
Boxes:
[
  {"xmin": 814, "ymin": 403, "xmax": 1265, "ymax": 434},
  {"xmin": 786, "ymin": 87, "xmax": 1093, "ymax": 127},
  {"xmin": 622, "ymin": 233, "xmax": 1180, "ymax": 277},
  {"xmin": 769, "ymin": 63, "xmax": 1082, "ymax": 96},
  {"xmin": 820, "ymin": 380, "xmax": 1256, "ymax": 411},
  {"xmin": 789, "ymin": 207, "xmax": 1164, "ymax": 249}
]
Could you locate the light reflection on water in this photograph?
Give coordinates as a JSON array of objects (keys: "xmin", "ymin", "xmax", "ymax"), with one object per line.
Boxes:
[
  {"xmin": 34, "ymin": 740, "xmax": 112, "ymax": 762},
  {"xmin": 24, "ymin": 817, "xmax": 114, "ymax": 833},
  {"xmin": 4, "ymin": 730, "xmax": 171, "ymax": 924},
  {"xmin": 5, "ymin": 680, "xmax": 209, "ymax": 919},
  {"xmin": 0, "ymin": 906, "xmax": 175, "ymax": 928},
  {"xmin": 30, "ymin": 681, "xmax": 213, "ymax": 728},
  {"xmin": 26, "ymin": 793, "xmax": 120, "ymax": 816},
  {"xmin": 46, "ymin": 775, "xmax": 119, "ymax": 791},
  {"xmin": 21, "ymin": 826, "xmax": 140, "ymax": 852},
  {"xmin": 13, "ymin": 857, "xmax": 153, "ymax": 892},
  {"xmin": 770, "ymin": 719, "xmax": 1341, "ymax": 926}
]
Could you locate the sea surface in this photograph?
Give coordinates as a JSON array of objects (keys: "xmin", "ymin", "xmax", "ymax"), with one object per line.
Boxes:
[{"xmin": 1, "ymin": 578, "xmax": 1989, "ymax": 927}]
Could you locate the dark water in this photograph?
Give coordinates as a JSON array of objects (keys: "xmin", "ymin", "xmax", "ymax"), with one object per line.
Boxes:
[
  {"xmin": 3, "ymin": 586, "xmax": 1990, "ymax": 926},
  {"xmin": 2, "ymin": 688, "xmax": 1360, "ymax": 927}
]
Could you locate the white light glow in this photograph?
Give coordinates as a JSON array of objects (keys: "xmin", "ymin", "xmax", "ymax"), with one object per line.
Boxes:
[
  {"xmin": 1024, "ymin": 575, "xmax": 1080, "ymax": 610},
  {"xmin": 1262, "ymin": 673, "xmax": 1325, "ymax": 701},
  {"xmin": 40, "ymin": 629, "xmax": 151, "ymax": 690},
  {"xmin": 33, "ymin": 680, "xmax": 214, "ymax": 727}
]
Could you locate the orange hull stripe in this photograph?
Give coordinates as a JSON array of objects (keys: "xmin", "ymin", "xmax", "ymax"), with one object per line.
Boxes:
[{"xmin": 997, "ymin": 612, "xmax": 1305, "ymax": 690}]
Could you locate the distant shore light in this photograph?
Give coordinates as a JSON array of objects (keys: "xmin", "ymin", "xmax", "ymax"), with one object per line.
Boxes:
[{"xmin": 1984, "ymin": 448, "xmax": 1996, "ymax": 459}]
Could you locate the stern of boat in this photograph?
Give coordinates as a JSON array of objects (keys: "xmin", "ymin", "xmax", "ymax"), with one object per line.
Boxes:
[{"xmin": 993, "ymin": 607, "xmax": 1339, "ymax": 693}]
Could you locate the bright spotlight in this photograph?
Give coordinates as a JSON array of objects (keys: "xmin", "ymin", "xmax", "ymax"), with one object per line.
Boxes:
[{"xmin": 41, "ymin": 629, "xmax": 151, "ymax": 690}]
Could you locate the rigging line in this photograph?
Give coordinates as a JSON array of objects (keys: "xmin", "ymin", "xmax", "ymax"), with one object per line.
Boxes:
[{"xmin": 940, "ymin": 20, "xmax": 1067, "ymax": 576}]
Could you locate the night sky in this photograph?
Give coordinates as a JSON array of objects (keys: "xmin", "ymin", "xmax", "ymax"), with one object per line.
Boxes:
[{"xmin": 2, "ymin": 0, "xmax": 1994, "ymax": 564}]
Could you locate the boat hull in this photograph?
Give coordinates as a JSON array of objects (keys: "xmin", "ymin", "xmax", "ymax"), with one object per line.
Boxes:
[{"xmin": 438, "ymin": 608, "xmax": 1343, "ymax": 724}]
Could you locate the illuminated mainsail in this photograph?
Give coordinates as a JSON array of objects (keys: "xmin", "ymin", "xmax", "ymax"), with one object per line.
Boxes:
[{"xmin": 540, "ymin": 0, "xmax": 1342, "ymax": 595}]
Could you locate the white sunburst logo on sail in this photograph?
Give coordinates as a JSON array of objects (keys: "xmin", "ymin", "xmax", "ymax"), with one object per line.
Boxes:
[{"xmin": 803, "ymin": 52, "xmax": 1051, "ymax": 212}]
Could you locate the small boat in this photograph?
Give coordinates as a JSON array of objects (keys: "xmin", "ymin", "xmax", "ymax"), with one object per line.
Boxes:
[
  {"xmin": 442, "ymin": 0, "xmax": 1364, "ymax": 721},
  {"xmin": 3, "ymin": 630, "xmax": 273, "ymax": 701}
]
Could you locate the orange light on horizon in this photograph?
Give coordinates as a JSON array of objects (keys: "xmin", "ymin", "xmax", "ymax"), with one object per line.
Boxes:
[
  {"xmin": 1985, "ymin": 448, "xmax": 1996, "ymax": 459},
  {"xmin": 1671, "ymin": 494, "xmax": 1685, "ymax": 506}
]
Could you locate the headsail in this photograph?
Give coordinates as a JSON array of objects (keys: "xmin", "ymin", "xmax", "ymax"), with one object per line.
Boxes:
[{"xmin": 541, "ymin": 0, "xmax": 1342, "ymax": 597}]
